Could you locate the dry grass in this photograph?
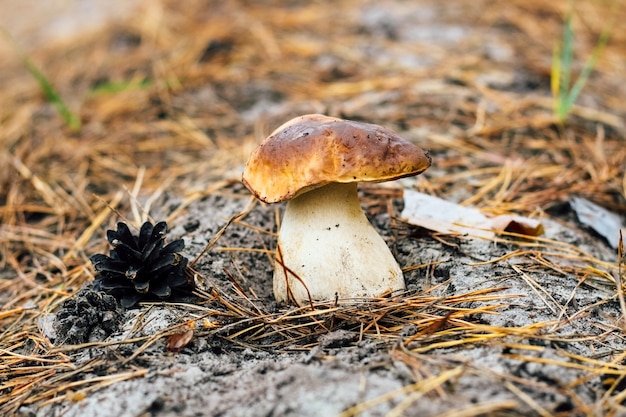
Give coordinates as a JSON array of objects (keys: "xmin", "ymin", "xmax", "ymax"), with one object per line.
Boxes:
[{"xmin": 1, "ymin": 0, "xmax": 625, "ymax": 415}]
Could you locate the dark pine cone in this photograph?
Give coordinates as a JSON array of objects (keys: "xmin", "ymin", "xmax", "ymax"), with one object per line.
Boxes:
[{"xmin": 90, "ymin": 221, "xmax": 193, "ymax": 308}]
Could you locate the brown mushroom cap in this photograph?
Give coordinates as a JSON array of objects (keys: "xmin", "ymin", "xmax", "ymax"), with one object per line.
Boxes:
[{"xmin": 242, "ymin": 114, "xmax": 432, "ymax": 203}]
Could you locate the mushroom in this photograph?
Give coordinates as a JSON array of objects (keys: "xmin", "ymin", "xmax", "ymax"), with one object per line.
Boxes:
[{"xmin": 242, "ymin": 114, "xmax": 431, "ymax": 305}]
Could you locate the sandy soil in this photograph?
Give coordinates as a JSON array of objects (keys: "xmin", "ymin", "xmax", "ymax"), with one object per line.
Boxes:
[{"xmin": 36, "ymin": 185, "xmax": 623, "ymax": 417}]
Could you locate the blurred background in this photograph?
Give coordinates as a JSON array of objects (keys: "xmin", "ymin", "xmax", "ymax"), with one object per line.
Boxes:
[{"xmin": 0, "ymin": 0, "xmax": 624, "ymax": 296}]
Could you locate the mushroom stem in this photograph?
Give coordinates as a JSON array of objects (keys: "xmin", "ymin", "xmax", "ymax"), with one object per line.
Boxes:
[{"xmin": 274, "ymin": 182, "xmax": 405, "ymax": 304}]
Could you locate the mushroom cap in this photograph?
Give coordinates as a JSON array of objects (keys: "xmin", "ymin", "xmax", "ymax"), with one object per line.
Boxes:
[{"xmin": 242, "ymin": 114, "xmax": 432, "ymax": 203}]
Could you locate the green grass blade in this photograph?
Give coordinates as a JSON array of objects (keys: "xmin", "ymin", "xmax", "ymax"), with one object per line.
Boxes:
[
  {"xmin": 90, "ymin": 78, "xmax": 152, "ymax": 96},
  {"xmin": 554, "ymin": 11, "xmax": 576, "ymax": 123},
  {"xmin": 551, "ymin": 0, "xmax": 618, "ymax": 124},
  {"xmin": 560, "ymin": 11, "xmax": 574, "ymax": 100},
  {"xmin": 1, "ymin": 28, "xmax": 81, "ymax": 131},
  {"xmin": 21, "ymin": 57, "xmax": 82, "ymax": 130},
  {"xmin": 564, "ymin": 15, "xmax": 613, "ymax": 114}
]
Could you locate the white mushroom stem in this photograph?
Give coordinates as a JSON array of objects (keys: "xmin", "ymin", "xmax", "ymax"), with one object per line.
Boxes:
[{"xmin": 274, "ymin": 182, "xmax": 405, "ymax": 304}]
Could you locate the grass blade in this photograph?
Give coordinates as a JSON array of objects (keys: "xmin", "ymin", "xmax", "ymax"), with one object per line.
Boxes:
[
  {"xmin": 21, "ymin": 57, "xmax": 81, "ymax": 130},
  {"xmin": 551, "ymin": 1, "xmax": 618, "ymax": 124},
  {"xmin": 565, "ymin": 18, "xmax": 613, "ymax": 114},
  {"xmin": 1, "ymin": 29, "xmax": 81, "ymax": 130}
]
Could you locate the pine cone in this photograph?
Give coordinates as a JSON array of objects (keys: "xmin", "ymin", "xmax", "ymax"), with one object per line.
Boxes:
[{"xmin": 90, "ymin": 221, "xmax": 193, "ymax": 308}]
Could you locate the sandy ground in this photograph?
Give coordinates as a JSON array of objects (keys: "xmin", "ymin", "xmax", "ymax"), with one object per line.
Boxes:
[{"xmin": 36, "ymin": 187, "xmax": 624, "ymax": 417}]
